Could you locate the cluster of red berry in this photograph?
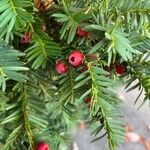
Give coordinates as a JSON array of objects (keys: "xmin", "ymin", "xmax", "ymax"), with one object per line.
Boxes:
[
  {"xmin": 21, "ymin": 28, "xmax": 125, "ymax": 76},
  {"xmin": 55, "ymin": 53, "xmax": 126, "ymax": 75},
  {"xmin": 55, "ymin": 50, "xmax": 84, "ymax": 74},
  {"xmin": 55, "ymin": 27, "xmax": 89, "ymax": 75}
]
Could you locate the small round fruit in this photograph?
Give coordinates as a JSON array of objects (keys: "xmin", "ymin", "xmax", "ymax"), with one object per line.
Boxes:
[
  {"xmin": 76, "ymin": 27, "xmax": 89, "ymax": 37},
  {"xmin": 68, "ymin": 51, "xmax": 84, "ymax": 68},
  {"xmin": 55, "ymin": 60, "xmax": 68, "ymax": 74},
  {"xmin": 115, "ymin": 65, "xmax": 125, "ymax": 74},
  {"xmin": 21, "ymin": 32, "xmax": 30, "ymax": 44},
  {"xmin": 36, "ymin": 142, "xmax": 49, "ymax": 150}
]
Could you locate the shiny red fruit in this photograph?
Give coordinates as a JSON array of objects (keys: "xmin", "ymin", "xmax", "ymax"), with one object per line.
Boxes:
[
  {"xmin": 115, "ymin": 65, "xmax": 125, "ymax": 74},
  {"xmin": 76, "ymin": 28, "xmax": 89, "ymax": 37},
  {"xmin": 36, "ymin": 142, "xmax": 49, "ymax": 150},
  {"xmin": 55, "ymin": 60, "xmax": 68, "ymax": 74},
  {"xmin": 68, "ymin": 51, "xmax": 84, "ymax": 68},
  {"xmin": 21, "ymin": 32, "xmax": 30, "ymax": 44}
]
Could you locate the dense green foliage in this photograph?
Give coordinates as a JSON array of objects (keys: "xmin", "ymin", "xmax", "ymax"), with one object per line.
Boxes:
[{"xmin": 0, "ymin": 0, "xmax": 150, "ymax": 150}]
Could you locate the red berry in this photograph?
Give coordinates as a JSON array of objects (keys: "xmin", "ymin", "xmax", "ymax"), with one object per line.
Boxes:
[
  {"xmin": 36, "ymin": 142, "xmax": 49, "ymax": 150},
  {"xmin": 21, "ymin": 32, "xmax": 30, "ymax": 44},
  {"xmin": 76, "ymin": 28, "xmax": 89, "ymax": 37},
  {"xmin": 84, "ymin": 97, "xmax": 91, "ymax": 104},
  {"xmin": 115, "ymin": 65, "xmax": 125, "ymax": 74},
  {"xmin": 68, "ymin": 51, "xmax": 84, "ymax": 67},
  {"xmin": 55, "ymin": 60, "xmax": 68, "ymax": 74}
]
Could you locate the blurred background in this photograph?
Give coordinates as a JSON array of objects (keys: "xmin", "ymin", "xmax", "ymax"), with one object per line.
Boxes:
[{"xmin": 74, "ymin": 86, "xmax": 150, "ymax": 150}]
